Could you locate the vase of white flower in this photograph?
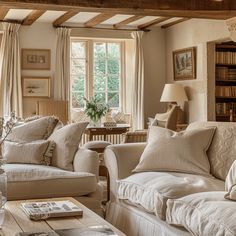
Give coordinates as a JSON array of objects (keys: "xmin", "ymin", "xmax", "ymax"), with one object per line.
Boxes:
[
  {"xmin": 0, "ymin": 112, "xmax": 17, "ymax": 227},
  {"xmin": 84, "ymin": 97, "xmax": 109, "ymax": 127}
]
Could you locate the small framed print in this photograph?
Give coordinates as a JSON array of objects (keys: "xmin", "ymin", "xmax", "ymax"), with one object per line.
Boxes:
[
  {"xmin": 22, "ymin": 49, "xmax": 51, "ymax": 70},
  {"xmin": 173, "ymin": 47, "xmax": 196, "ymax": 81},
  {"xmin": 22, "ymin": 77, "xmax": 50, "ymax": 98}
]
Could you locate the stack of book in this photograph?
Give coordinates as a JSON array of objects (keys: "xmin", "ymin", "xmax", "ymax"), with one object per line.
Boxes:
[
  {"xmin": 215, "ymin": 86, "xmax": 232, "ymax": 97},
  {"xmin": 228, "ymin": 69, "xmax": 236, "ymax": 80},
  {"xmin": 216, "ymin": 67, "xmax": 228, "ymax": 80},
  {"xmin": 216, "ymin": 51, "xmax": 236, "ymax": 64}
]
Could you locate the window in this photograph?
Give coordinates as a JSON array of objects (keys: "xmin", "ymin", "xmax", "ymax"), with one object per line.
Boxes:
[{"xmin": 70, "ymin": 39, "xmax": 123, "ymax": 110}]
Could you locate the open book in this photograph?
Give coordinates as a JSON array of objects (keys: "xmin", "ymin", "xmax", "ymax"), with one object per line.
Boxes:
[{"xmin": 21, "ymin": 200, "xmax": 83, "ymax": 220}]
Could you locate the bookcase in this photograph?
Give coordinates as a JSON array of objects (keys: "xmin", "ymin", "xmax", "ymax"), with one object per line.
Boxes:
[{"xmin": 215, "ymin": 42, "xmax": 236, "ymax": 122}]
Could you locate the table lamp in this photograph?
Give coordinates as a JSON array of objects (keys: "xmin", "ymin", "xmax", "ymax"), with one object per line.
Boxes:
[{"xmin": 160, "ymin": 83, "xmax": 188, "ymax": 123}]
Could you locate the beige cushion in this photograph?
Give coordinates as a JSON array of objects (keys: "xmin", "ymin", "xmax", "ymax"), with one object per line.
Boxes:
[
  {"xmin": 7, "ymin": 116, "xmax": 59, "ymax": 142},
  {"xmin": 187, "ymin": 122, "xmax": 236, "ymax": 180},
  {"xmin": 5, "ymin": 164, "xmax": 97, "ymax": 200},
  {"xmin": 166, "ymin": 191, "xmax": 236, "ymax": 236},
  {"xmin": 133, "ymin": 126, "xmax": 216, "ymax": 176},
  {"xmin": 49, "ymin": 122, "xmax": 88, "ymax": 171},
  {"xmin": 117, "ymin": 172, "xmax": 224, "ymax": 220},
  {"xmin": 3, "ymin": 140, "xmax": 55, "ymax": 166},
  {"xmin": 225, "ymin": 160, "xmax": 236, "ymax": 200}
]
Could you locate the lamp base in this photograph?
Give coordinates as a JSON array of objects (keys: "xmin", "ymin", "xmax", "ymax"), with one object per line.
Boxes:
[{"xmin": 167, "ymin": 103, "xmax": 185, "ymax": 124}]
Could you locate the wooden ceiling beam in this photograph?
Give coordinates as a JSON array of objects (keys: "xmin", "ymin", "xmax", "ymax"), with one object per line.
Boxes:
[
  {"xmin": 0, "ymin": 6, "xmax": 9, "ymax": 21},
  {"xmin": 161, "ymin": 18, "xmax": 190, "ymax": 29},
  {"xmin": 53, "ymin": 10, "xmax": 79, "ymax": 27},
  {"xmin": 22, "ymin": 10, "xmax": 46, "ymax": 25},
  {"xmin": 114, "ymin": 15, "xmax": 144, "ymax": 29},
  {"xmin": 85, "ymin": 13, "xmax": 115, "ymax": 27},
  {"xmin": 138, "ymin": 17, "xmax": 171, "ymax": 29}
]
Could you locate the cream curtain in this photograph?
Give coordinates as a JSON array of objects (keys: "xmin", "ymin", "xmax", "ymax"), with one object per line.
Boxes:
[
  {"xmin": 0, "ymin": 22, "xmax": 22, "ymax": 118},
  {"xmin": 54, "ymin": 27, "xmax": 71, "ymax": 101},
  {"xmin": 131, "ymin": 31, "xmax": 144, "ymax": 130}
]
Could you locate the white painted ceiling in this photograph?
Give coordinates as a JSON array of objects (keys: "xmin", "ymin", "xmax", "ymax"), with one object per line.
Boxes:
[{"xmin": 3, "ymin": 9, "xmax": 185, "ymax": 29}]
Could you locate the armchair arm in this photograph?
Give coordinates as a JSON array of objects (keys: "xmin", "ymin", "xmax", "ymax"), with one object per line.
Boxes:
[
  {"xmin": 73, "ymin": 148, "xmax": 99, "ymax": 182},
  {"xmin": 104, "ymin": 143, "xmax": 146, "ymax": 201}
]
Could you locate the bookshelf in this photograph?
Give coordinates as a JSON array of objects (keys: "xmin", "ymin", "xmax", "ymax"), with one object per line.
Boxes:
[{"xmin": 215, "ymin": 43, "xmax": 236, "ymax": 122}]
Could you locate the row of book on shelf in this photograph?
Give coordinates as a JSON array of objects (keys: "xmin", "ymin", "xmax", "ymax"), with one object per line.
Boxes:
[
  {"xmin": 215, "ymin": 86, "xmax": 236, "ymax": 97},
  {"xmin": 216, "ymin": 67, "xmax": 236, "ymax": 80},
  {"xmin": 216, "ymin": 51, "xmax": 236, "ymax": 65},
  {"xmin": 215, "ymin": 103, "xmax": 236, "ymax": 115}
]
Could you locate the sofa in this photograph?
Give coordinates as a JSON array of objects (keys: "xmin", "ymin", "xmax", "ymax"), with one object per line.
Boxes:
[
  {"xmin": 104, "ymin": 122, "xmax": 236, "ymax": 236},
  {"xmin": 1, "ymin": 116, "xmax": 102, "ymax": 214}
]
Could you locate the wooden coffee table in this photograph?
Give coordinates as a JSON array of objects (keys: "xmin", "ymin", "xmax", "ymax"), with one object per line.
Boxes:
[{"xmin": 2, "ymin": 197, "xmax": 125, "ymax": 236}]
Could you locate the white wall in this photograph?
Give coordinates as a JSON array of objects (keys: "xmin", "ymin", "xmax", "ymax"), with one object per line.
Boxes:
[{"xmin": 165, "ymin": 19, "xmax": 230, "ymax": 123}]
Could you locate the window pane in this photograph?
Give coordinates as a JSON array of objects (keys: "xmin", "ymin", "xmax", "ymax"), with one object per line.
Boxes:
[
  {"xmin": 108, "ymin": 75, "xmax": 119, "ymax": 91},
  {"xmin": 108, "ymin": 93, "xmax": 119, "ymax": 107},
  {"xmin": 94, "ymin": 75, "xmax": 106, "ymax": 91},
  {"xmin": 94, "ymin": 92, "xmax": 106, "ymax": 103},
  {"xmin": 94, "ymin": 42, "xmax": 106, "ymax": 58},
  {"xmin": 72, "ymin": 78, "xmax": 85, "ymax": 92},
  {"xmin": 71, "ymin": 59, "xmax": 86, "ymax": 74},
  {"xmin": 108, "ymin": 43, "xmax": 120, "ymax": 58},
  {"xmin": 107, "ymin": 59, "xmax": 120, "ymax": 75},
  {"xmin": 94, "ymin": 58, "xmax": 106, "ymax": 75},
  {"xmin": 72, "ymin": 92, "xmax": 84, "ymax": 108},
  {"xmin": 71, "ymin": 42, "xmax": 86, "ymax": 58}
]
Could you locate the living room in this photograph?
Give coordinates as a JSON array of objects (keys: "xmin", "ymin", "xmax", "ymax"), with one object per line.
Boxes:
[{"xmin": 1, "ymin": 1, "xmax": 236, "ymax": 236}]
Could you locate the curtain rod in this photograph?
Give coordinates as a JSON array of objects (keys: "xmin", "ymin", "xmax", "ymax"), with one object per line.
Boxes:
[{"xmin": 55, "ymin": 25, "xmax": 150, "ymax": 32}]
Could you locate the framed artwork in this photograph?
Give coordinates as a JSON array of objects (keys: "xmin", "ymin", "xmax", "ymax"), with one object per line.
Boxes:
[
  {"xmin": 173, "ymin": 47, "xmax": 196, "ymax": 81},
  {"xmin": 22, "ymin": 77, "xmax": 50, "ymax": 98},
  {"xmin": 21, "ymin": 49, "xmax": 51, "ymax": 70}
]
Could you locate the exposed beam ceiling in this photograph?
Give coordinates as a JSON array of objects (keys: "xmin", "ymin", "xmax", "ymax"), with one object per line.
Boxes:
[
  {"xmin": 22, "ymin": 10, "xmax": 46, "ymax": 25},
  {"xmin": 161, "ymin": 18, "xmax": 190, "ymax": 29},
  {"xmin": 138, "ymin": 17, "xmax": 171, "ymax": 30},
  {"xmin": 85, "ymin": 13, "xmax": 115, "ymax": 27},
  {"xmin": 114, "ymin": 15, "xmax": 144, "ymax": 29},
  {"xmin": 53, "ymin": 10, "xmax": 79, "ymax": 27},
  {"xmin": 0, "ymin": 6, "xmax": 9, "ymax": 20},
  {"xmin": 0, "ymin": 1, "xmax": 235, "ymax": 19}
]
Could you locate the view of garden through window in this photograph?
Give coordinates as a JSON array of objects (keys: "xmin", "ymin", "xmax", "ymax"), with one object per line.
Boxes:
[{"xmin": 71, "ymin": 40, "xmax": 122, "ymax": 109}]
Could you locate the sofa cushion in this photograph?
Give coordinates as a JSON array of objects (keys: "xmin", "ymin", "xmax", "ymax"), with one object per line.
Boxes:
[
  {"xmin": 7, "ymin": 116, "xmax": 59, "ymax": 142},
  {"xmin": 133, "ymin": 126, "xmax": 215, "ymax": 177},
  {"xmin": 225, "ymin": 160, "xmax": 236, "ymax": 200},
  {"xmin": 187, "ymin": 122, "xmax": 236, "ymax": 180},
  {"xmin": 5, "ymin": 164, "xmax": 97, "ymax": 200},
  {"xmin": 48, "ymin": 122, "xmax": 88, "ymax": 171},
  {"xmin": 3, "ymin": 140, "xmax": 55, "ymax": 165},
  {"xmin": 166, "ymin": 191, "xmax": 236, "ymax": 236},
  {"xmin": 117, "ymin": 172, "xmax": 224, "ymax": 220}
]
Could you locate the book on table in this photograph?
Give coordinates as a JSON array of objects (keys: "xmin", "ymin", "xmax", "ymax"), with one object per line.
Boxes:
[
  {"xmin": 20, "ymin": 200, "xmax": 83, "ymax": 220},
  {"xmin": 15, "ymin": 225, "xmax": 118, "ymax": 236}
]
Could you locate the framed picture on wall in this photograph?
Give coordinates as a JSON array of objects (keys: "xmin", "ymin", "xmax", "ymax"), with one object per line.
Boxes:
[
  {"xmin": 22, "ymin": 77, "xmax": 50, "ymax": 98},
  {"xmin": 21, "ymin": 49, "xmax": 51, "ymax": 70},
  {"xmin": 173, "ymin": 47, "xmax": 196, "ymax": 81}
]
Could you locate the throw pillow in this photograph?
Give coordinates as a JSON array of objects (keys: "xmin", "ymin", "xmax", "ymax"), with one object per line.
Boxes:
[
  {"xmin": 133, "ymin": 126, "xmax": 216, "ymax": 176},
  {"xmin": 111, "ymin": 110, "xmax": 126, "ymax": 124},
  {"xmin": 7, "ymin": 116, "xmax": 59, "ymax": 142},
  {"xmin": 3, "ymin": 140, "xmax": 55, "ymax": 165},
  {"xmin": 225, "ymin": 160, "xmax": 236, "ymax": 200},
  {"xmin": 48, "ymin": 122, "xmax": 88, "ymax": 171}
]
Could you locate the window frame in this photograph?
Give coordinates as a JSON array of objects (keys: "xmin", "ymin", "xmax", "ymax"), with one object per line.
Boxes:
[{"xmin": 70, "ymin": 37, "xmax": 125, "ymax": 111}]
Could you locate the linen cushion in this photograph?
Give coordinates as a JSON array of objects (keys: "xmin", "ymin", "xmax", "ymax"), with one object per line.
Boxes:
[
  {"xmin": 7, "ymin": 116, "xmax": 59, "ymax": 142},
  {"xmin": 187, "ymin": 121, "xmax": 236, "ymax": 180},
  {"xmin": 5, "ymin": 164, "xmax": 97, "ymax": 200},
  {"xmin": 133, "ymin": 126, "xmax": 215, "ymax": 176},
  {"xmin": 3, "ymin": 140, "xmax": 55, "ymax": 166},
  {"xmin": 48, "ymin": 122, "xmax": 88, "ymax": 171},
  {"xmin": 166, "ymin": 191, "xmax": 236, "ymax": 236},
  {"xmin": 225, "ymin": 160, "xmax": 236, "ymax": 200},
  {"xmin": 117, "ymin": 172, "xmax": 224, "ymax": 220}
]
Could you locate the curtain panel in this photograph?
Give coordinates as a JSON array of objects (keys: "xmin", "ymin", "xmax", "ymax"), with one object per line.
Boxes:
[
  {"xmin": 131, "ymin": 31, "xmax": 145, "ymax": 130},
  {"xmin": 0, "ymin": 22, "xmax": 22, "ymax": 118},
  {"xmin": 54, "ymin": 27, "xmax": 71, "ymax": 101}
]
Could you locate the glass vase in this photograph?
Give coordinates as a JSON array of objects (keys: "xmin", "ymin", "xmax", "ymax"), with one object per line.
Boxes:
[{"xmin": 90, "ymin": 117, "xmax": 101, "ymax": 127}]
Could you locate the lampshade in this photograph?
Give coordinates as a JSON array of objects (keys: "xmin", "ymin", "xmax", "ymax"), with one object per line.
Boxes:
[{"xmin": 160, "ymin": 84, "xmax": 188, "ymax": 103}]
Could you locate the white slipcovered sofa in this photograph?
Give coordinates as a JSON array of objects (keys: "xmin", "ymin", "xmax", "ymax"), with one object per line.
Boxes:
[
  {"xmin": 104, "ymin": 122, "xmax": 236, "ymax": 236},
  {"xmin": 2, "ymin": 117, "xmax": 102, "ymax": 214}
]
